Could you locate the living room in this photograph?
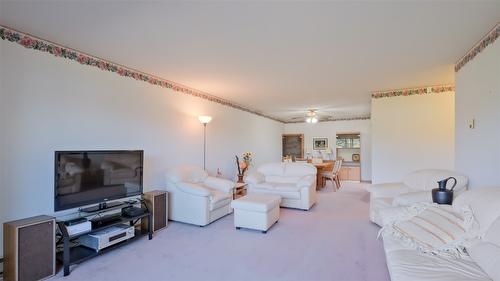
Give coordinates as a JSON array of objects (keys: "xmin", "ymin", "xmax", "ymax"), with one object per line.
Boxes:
[{"xmin": 0, "ymin": 1, "xmax": 499, "ymax": 281}]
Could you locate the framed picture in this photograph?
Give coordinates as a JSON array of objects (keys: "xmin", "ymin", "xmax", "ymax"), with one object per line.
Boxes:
[{"xmin": 313, "ymin": 138, "xmax": 328, "ymax": 150}]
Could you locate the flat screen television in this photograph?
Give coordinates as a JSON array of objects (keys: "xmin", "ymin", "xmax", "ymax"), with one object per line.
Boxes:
[{"xmin": 54, "ymin": 150, "xmax": 144, "ymax": 211}]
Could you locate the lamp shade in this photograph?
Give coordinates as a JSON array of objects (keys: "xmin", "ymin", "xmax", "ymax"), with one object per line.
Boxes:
[{"xmin": 198, "ymin": 115, "xmax": 212, "ymax": 124}]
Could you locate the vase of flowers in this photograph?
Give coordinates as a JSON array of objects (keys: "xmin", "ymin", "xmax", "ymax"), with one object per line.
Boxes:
[{"xmin": 235, "ymin": 152, "xmax": 252, "ymax": 183}]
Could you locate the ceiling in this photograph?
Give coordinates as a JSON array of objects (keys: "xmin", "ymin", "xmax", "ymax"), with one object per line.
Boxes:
[{"xmin": 1, "ymin": 1, "xmax": 499, "ymax": 122}]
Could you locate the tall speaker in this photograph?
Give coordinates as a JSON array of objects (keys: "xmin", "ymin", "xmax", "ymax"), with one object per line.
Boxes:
[
  {"xmin": 142, "ymin": 190, "xmax": 168, "ymax": 234},
  {"xmin": 3, "ymin": 215, "xmax": 55, "ymax": 281}
]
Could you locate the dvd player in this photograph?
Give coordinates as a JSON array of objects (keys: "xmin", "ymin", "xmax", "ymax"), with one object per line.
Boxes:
[{"xmin": 79, "ymin": 224, "xmax": 135, "ymax": 252}]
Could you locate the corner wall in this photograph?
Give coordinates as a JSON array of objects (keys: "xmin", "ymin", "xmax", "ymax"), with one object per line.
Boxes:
[
  {"xmin": 0, "ymin": 40, "xmax": 283, "ymax": 256},
  {"xmin": 455, "ymin": 39, "xmax": 500, "ymax": 188},
  {"xmin": 371, "ymin": 93, "xmax": 455, "ymax": 184}
]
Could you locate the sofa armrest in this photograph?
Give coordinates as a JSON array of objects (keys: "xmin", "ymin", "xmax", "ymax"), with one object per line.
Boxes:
[
  {"xmin": 369, "ymin": 183, "xmax": 410, "ymax": 199},
  {"xmin": 203, "ymin": 176, "xmax": 233, "ymax": 193},
  {"xmin": 393, "ymin": 191, "xmax": 432, "ymax": 206},
  {"xmin": 176, "ymin": 182, "xmax": 211, "ymax": 197},
  {"xmin": 245, "ymin": 172, "xmax": 265, "ymax": 184},
  {"xmin": 297, "ymin": 175, "xmax": 316, "ymax": 188}
]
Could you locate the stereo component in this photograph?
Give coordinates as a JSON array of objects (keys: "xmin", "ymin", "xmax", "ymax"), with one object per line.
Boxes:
[
  {"xmin": 79, "ymin": 224, "xmax": 134, "ymax": 252},
  {"xmin": 3, "ymin": 215, "xmax": 55, "ymax": 281},
  {"xmin": 141, "ymin": 190, "xmax": 168, "ymax": 234}
]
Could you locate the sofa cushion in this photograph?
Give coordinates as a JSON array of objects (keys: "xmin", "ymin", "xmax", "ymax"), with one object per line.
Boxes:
[
  {"xmin": 283, "ymin": 163, "xmax": 316, "ymax": 177},
  {"xmin": 209, "ymin": 190, "xmax": 231, "ymax": 211},
  {"xmin": 251, "ymin": 182, "xmax": 301, "ymax": 199},
  {"xmin": 252, "ymin": 182, "xmax": 275, "ymax": 190},
  {"xmin": 378, "ymin": 205, "xmax": 416, "ymax": 226},
  {"xmin": 453, "ymin": 187, "xmax": 500, "ymax": 234},
  {"xmin": 373, "ymin": 197, "xmax": 394, "ymax": 211},
  {"xmin": 484, "ymin": 216, "xmax": 500, "ymax": 246},
  {"xmin": 231, "ymin": 193, "xmax": 281, "ymax": 212},
  {"xmin": 383, "ymin": 205, "xmax": 478, "ymax": 258},
  {"xmin": 257, "ymin": 163, "xmax": 285, "ymax": 176},
  {"xmin": 393, "ymin": 191, "xmax": 432, "ymax": 206},
  {"xmin": 468, "ymin": 242, "xmax": 500, "ymax": 281},
  {"xmin": 265, "ymin": 175, "xmax": 301, "ymax": 184},
  {"xmin": 383, "ymin": 236, "xmax": 490, "ymax": 281},
  {"xmin": 166, "ymin": 165, "xmax": 208, "ymax": 184},
  {"xmin": 403, "ymin": 169, "xmax": 468, "ymax": 191},
  {"xmin": 177, "ymin": 182, "xmax": 211, "ymax": 196},
  {"xmin": 273, "ymin": 183, "xmax": 302, "ymax": 192},
  {"xmin": 244, "ymin": 172, "xmax": 265, "ymax": 184},
  {"xmin": 370, "ymin": 183, "xmax": 410, "ymax": 199}
]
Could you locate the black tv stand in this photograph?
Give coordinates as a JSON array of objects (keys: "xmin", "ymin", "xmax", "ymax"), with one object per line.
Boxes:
[
  {"xmin": 90, "ymin": 213, "xmax": 122, "ymax": 228},
  {"xmin": 57, "ymin": 201, "xmax": 152, "ymax": 276},
  {"xmin": 79, "ymin": 201, "xmax": 125, "ymax": 213}
]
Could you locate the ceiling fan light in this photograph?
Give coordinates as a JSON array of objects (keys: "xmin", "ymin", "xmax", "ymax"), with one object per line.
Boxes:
[{"xmin": 306, "ymin": 116, "xmax": 318, "ymax": 123}]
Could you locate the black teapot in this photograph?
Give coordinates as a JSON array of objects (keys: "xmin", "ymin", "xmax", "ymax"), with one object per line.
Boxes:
[{"xmin": 432, "ymin": 177, "xmax": 457, "ymax": 205}]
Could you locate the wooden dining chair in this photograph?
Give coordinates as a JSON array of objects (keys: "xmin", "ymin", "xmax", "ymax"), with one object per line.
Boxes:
[{"xmin": 322, "ymin": 160, "xmax": 342, "ymax": 191}]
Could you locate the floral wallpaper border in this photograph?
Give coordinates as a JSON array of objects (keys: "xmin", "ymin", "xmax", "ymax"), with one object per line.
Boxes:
[
  {"xmin": 287, "ymin": 115, "xmax": 371, "ymax": 124},
  {"xmin": 455, "ymin": 22, "xmax": 499, "ymax": 73},
  {"xmin": 371, "ymin": 85, "xmax": 455, "ymax": 99},
  {"xmin": 0, "ymin": 25, "xmax": 284, "ymax": 123}
]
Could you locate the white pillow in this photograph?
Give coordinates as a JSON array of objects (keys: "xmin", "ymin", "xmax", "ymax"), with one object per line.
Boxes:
[
  {"xmin": 383, "ymin": 204, "xmax": 479, "ymax": 258},
  {"xmin": 468, "ymin": 242, "xmax": 500, "ymax": 280}
]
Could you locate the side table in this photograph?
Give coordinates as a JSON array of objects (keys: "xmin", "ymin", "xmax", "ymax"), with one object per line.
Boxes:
[{"xmin": 233, "ymin": 182, "xmax": 248, "ymax": 199}]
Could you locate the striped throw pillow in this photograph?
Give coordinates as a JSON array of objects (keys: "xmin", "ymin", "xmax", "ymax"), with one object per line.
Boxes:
[{"xmin": 385, "ymin": 204, "xmax": 479, "ymax": 258}]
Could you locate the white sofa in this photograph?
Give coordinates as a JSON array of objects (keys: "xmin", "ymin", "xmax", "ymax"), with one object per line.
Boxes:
[
  {"xmin": 165, "ymin": 165, "xmax": 233, "ymax": 226},
  {"xmin": 245, "ymin": 162, "xmax": 317, "ymax": 210},
  {"xmin": 369, "ymin": 169, "xmax": 468, "ymax": 226},
  {"xmin": 381, "ymin": 187, "xmax": 500, "ymax": 281}
]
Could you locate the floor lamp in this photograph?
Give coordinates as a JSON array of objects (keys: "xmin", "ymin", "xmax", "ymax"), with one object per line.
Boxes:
[{"xmin": 198, "ymin": 115, "xmax": 212, "ymax": 170}]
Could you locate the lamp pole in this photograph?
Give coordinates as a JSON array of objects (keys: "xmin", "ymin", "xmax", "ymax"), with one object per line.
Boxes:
[
  {"xmin": 203, "ymin": 123, "xmax": 207, "ymax": 170},
  {"xmin": 198, "ymin": 115, "xmax": 212, "ymax": 171}
]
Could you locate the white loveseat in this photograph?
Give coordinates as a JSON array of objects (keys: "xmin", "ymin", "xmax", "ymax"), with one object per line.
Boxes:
[
  {"xmin": 381, "ymin": 187, "xmax": 500, "ymax": 281},
  {"xmin": 245, "ymin": 162, "xmax": 317, "ymax": 210},
  {"xmin": 165, "ymin": 165, "xmax": 233, "ymax": 226},
  {"xmin": 369, "ymin": 169, "xmax": 468, "ymax": 226}
]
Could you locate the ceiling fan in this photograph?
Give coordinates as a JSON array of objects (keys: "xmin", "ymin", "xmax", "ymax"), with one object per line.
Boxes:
[{"xmin": 289, "ymin": 109, "xmax": 329, "ymax": 123}]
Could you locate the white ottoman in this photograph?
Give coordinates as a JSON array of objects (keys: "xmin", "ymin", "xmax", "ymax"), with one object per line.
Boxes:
[{"xmin": 231, "ymin": 194, "xmax": 281, "ymax": 233}]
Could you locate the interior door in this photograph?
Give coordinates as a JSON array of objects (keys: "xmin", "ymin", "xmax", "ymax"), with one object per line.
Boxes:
[{"xmin": 282, "ymin": 134, "xmax": 304, "ymax": 159}]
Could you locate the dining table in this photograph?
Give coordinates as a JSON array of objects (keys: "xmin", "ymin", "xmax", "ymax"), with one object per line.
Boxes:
[{"xmin": 311, "ymin": 161, "xmax": 334, "ymax": 189}]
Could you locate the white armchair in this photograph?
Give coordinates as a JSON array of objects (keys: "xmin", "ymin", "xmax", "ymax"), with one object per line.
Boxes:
[
  {"xmin": 245, "ymin": 162, "xmax": 317, "ymax": 210},
  {"xmin": 165, "ymin": 165, "xmax": 233, "ymax": 226},
  {"xmin": 369, "ymin": 169, "xmax": 468, "ymax": 226}
]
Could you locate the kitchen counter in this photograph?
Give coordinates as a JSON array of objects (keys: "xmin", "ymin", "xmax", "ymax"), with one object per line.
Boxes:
[{"xmin": 342, "ymin": 161, "xmax": 361, "ymax": 167}]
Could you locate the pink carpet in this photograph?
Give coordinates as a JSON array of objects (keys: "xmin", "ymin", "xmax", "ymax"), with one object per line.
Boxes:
[{"xmin": 51, "ymin": 182, "xmax": 390, "ymax": 281}]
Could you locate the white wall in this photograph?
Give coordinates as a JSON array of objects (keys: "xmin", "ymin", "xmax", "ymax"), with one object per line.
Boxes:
[
  {"xmin": 0, "ymin": 40, "xmax": 283, "ymax": 256},
  {"xmin": 371, "ymin": 93, "xmax": 455, "ymax": 184},
  {"xmin": 455, "ymin": 39, "xmax": 500, "ymax": 188},
  {"xmin": 283, "ymin": 119, "xmax": 372, "ymax": 181}
]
